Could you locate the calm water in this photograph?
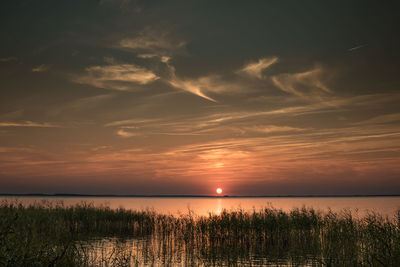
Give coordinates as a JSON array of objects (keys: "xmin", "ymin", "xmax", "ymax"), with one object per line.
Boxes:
[{"xmin": 3, "ymin": 196, "xmax": 400, "ymax": 217}]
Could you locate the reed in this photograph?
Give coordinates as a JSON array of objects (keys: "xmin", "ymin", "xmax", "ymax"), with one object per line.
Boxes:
[{"xmin": 0, "ymin": 200, "xmax": 399, "ymax": 266}]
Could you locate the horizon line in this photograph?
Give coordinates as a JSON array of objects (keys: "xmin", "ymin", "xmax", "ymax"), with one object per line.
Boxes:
[{"xmin": 1, "ymin": 193, "xmax": 400, "ymax": 198}]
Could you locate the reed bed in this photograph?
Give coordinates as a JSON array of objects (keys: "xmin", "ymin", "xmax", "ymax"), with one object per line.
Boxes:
[{"xmin": 0, "ymin": 200, "xmax": 399, "ymax": 266}]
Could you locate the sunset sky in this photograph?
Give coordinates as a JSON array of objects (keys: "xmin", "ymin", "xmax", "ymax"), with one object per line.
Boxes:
[{"xmin": 1, "ymin": 1, "xmax": 399, "ymax": 195}]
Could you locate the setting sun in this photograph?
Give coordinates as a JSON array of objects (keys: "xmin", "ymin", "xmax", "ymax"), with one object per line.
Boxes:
[{"xmin": 0, "ymin": 1, "xmax": 398, "ymax": 266}]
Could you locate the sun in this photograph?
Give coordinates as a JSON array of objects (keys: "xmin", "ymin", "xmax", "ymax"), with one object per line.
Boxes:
[{"xmin": 216, "ymin": 188, "xmax": 223, "ymax": 194}]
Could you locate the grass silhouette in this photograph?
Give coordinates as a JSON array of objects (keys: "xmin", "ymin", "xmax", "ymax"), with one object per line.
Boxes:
[{"xmin": 0, "ymin": 200, "xmax": 399, "ymax": 266}]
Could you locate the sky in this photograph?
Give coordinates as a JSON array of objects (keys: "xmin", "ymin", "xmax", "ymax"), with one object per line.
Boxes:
[{"xmin": 1, "ymin": 0, "xmax": 400, "ymax": 195}]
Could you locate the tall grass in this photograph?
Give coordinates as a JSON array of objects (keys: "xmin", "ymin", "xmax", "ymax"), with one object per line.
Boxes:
[{"xmin": 0, "ymin": 200, "xmax": 399, "ymax": 266}]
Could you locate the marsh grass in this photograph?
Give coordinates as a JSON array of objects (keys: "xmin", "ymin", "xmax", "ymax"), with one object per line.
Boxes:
[{"xmin": 0, "ymin": 200, "xmax": 399, "ymax": 266}]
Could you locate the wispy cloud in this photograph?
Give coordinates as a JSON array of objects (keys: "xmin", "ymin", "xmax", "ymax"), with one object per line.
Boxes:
[
  {"xmin": 75, "ymin": 64, "xmax": 159, "ymax": 91},
  {"xmin": 0, "ymin": 121, "xmax": 58, "ymax": 127},
  {"xmin": 136, "ymin": 54, "xmax": 171, "ymax": 63},
  {"xmin": 32, "ymin": 64, "xmax": 49, "ymax": 72},
  {"xmin": 168, "ymin": 78, "xmax": 217, "ymax": 102},
  {"xmin": 271, "ymin": 67, "xmax": 330, "ymax": 99},
  {"xmin": 105, "ymin": 109, "xmax": 310, "ymax": 138},
  {"xmin": 1, "ymin": 114, "xmax": 399, "ymax": 187},
  {"xmin": 348, "ymin": 44, "xmax": 366, "ymax": 52},
  {"xmin": 116, "ymin": 129, "xmax": 139, "ymax": 137},
  {"xmin": 239, "ymin": 57, "xmax": 278, "ymax": 79},
  {"xmin": 0, "ymin": 57, "xmax": 17, "ymax": 62},
  {"xmin": 105, "ymin": 92, "xmax": 400, "ymax": 140},
  {"xmin": 354, "ymin": 113, "xmax": 400, "ymax": 125},
  {"xmin": 165, "ymin": 63, "xmax": 248, "ymax": 102},
  {"xmin": 50, "ymin": 94, "xmax": 115, "ymax": 116},
  {"xmin": 120, "ymin": 27, "xmax": 186, "ymax": 57},
  {"xmin": 105, "ymin": 118, "xmax": 158, "ymax": 127},
  {"xmin": 166, "ymin": 65, "xmax": 217, "ymax": 102},
  {"xmin": 137, "ymin": 53, "xmax": 158, "ymax": 59},
  {"xmin": 244, "ymin": 125, "xmax": 306, "ymax": 134}
]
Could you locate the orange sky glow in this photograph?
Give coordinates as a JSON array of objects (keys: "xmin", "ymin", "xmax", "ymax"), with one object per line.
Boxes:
[{"xmin": 0, "ymin": 1, "xmax": 399, "ymax": 195}]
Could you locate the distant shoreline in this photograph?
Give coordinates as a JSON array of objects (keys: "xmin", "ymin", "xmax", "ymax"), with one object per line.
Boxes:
[{"xmin": 1, "ymin": 193, "xmax": 400, "ymax": 198}]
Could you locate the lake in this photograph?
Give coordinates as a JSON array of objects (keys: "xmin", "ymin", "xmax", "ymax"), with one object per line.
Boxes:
[
  {"xmin": 2, "ymin": 196, "xmax": 400, "ymax": 266},
  {"xmin": 2, "ymin": 196, "xmax": 400, "ymax": 217}
]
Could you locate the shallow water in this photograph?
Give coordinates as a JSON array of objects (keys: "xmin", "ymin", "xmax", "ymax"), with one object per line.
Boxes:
[
  {"xmin": 2, "ymin": 196, "xmax": 400, "ymax": 217},
  {"xmin": 2, "ymin": 197, "xmax": 398, "ymax": 266},
  {"xmin": 78, "ymin": 237, "xmax": 322, "ymax": 267}
]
